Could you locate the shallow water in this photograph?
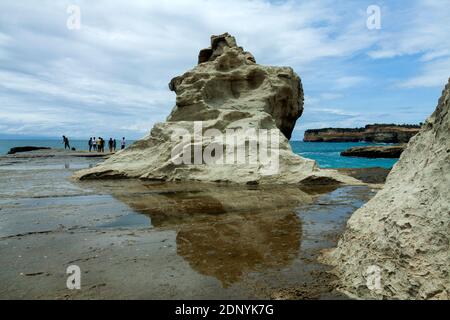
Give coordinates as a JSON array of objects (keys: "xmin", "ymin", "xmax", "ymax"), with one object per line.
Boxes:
[{"xmin": 0, "ymin": 154, "xmax": 376, "ymax": 299}]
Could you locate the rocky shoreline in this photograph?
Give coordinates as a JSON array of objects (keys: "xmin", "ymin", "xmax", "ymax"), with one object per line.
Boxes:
[{"xmin": 2, "ymin": 32, "xmax": 447, "ymax": 301}]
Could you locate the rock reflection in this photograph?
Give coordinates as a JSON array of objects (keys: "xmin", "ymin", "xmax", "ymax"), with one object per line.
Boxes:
[
  {"xmin": 176, "ymin": 210, "xmax": 300, "ymax": 287},
  {"xmin": 85, "ymin": 181, "xmax": 316, "ymax": 286}
]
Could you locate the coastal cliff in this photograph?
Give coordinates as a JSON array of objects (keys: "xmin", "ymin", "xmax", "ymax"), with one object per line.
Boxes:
[{"xmin": 304, "ymin": 124, "xmax": 420, "ymax": 143}]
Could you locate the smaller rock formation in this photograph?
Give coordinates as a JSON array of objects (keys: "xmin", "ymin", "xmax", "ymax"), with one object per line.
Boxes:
[
  {"xmin": 341, "ymin": 145, "xmax": 405, "ymax": 158},
  {"xmin": 304, "ymin": 124, "xmax": 420, "ymax": 143},
  {"xmin": 7, "ymin": 146, "xmax": 51, "ymax": 155}
]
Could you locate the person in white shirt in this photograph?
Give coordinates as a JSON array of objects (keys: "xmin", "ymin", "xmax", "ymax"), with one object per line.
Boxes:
[{"xmin": 121, "ymin": 137, "xmax": 126, "ymax": 150}]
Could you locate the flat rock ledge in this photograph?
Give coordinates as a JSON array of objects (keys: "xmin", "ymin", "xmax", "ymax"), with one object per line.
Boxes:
[
  {"xmin": 340, "ymin": 145, "xmax": 405, "ymax": 158},
  {"xmin": 3, "ymin": 148, "xmax": 114, "ymax": 159},
  {"xmin": 7, "ymin": 146, "xmax": 50, "ymax": 154}
]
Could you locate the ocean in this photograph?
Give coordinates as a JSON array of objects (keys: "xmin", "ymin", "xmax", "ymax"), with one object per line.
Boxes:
[
  {"xmin": 0, "ymin": 139, "xmax": 398, "ymax": 169},
  {"xmin": 290, "ymin": 141, "xmax": 398, "ymax": 169}
]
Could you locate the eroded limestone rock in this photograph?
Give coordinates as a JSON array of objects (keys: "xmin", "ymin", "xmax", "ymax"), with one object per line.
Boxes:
[
  {"xmin": 323, "ymin": 78, "xmax": 450, "ymax": 300},
  {"xmin": 74, "ymin": 33, "xmax": 359, "ymax": 185}
]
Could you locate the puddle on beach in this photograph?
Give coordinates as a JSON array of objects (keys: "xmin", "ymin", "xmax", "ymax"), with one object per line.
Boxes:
[
  {"xmin": 76, "ymin": 179, "xmax": 374, "ymax": 294},
  {"xmin": 0, "ymin": 156, "xmax": 376, "ymax": 299}
]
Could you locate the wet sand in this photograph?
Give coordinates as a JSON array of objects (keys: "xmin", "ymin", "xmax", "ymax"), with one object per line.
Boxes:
[{"xmin": 0, "ymin": 150, "xmax": 376, "ymax": 299}]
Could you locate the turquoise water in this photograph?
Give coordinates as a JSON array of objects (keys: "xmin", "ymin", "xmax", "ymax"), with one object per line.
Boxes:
[
  {"xmin": 0, "ymin": 140, "xmax": 398, "ymax": 169},
  {"xmin": 290, "ymin": 141, "xmax": 398, "ymax": 169}
]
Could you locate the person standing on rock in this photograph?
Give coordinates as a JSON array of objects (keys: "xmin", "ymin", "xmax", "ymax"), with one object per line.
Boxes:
[
  {"xmin": 113, "ymin": 139, "xmax": 117, "ymax": 152},
  {"xmin": 62, "ymin": 135, "xmax": 70, "ymax": 150},
  {"xmin": 121, "ymin": 137, "xmax": 126, "ymax": 150},
  {"xmin": 92, "ymin": 137, "xmax": 97, "ymax": 151},
  {"xmin": 88, "ymin": 137, "xmax": 93, "ymax": 152},
  {"xmin": 108, "ymin": 138, "xmax": 114, "ymax": 153}
]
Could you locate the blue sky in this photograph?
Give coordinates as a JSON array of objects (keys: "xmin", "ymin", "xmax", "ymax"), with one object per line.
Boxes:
[{"xmin": 0, "ymin": 0, "xmax": 449, "ymax": 140}]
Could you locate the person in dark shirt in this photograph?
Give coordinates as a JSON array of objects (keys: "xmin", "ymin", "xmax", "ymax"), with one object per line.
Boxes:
[
  {"xmin": 62, "ymin": 135, "xmax": 70, "ymax": 150},
  {"xmin": 108, "ymin": 138, "xmax": 114, "ymax": 153}
]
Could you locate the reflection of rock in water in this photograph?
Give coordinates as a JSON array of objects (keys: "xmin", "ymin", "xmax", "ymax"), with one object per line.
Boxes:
[
  {"xmin": 124, "ymin": 191, "xmax": 227, "ymax": 227},
  {"xmin": 177, "ymin": 211, "xmax": 301, "ymax": 287},
  {"xmin": 86, "ymin": 181, "xmax": 310, "ymax": 286}
]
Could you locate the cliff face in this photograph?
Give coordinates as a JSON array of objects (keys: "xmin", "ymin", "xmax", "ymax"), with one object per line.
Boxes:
[
  {"xmin": 74, "ymin": 33, "xmax": 360, "ymax": 185},
  {"xmin": 304, "ymin": 125, "xmax": 420, "ymax": 143},
  {"xmin": 323, "ymin": 79, "xmax": 450, "ymax": 300}
]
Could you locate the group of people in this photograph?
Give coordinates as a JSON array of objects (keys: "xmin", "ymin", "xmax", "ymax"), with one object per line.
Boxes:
[
  {"xmin": 61, "ymin": 135, "xmax": 127, "ymax": 153},
  {"xmin": 88, "ymin": 137, "xmax": 126, "ymax": 153}
]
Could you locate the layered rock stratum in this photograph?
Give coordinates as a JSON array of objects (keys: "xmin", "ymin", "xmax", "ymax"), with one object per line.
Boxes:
[
  {"xmin": 323, "ymin": 79, "xmax": 450, "ymax": 299},
  {"xmin": 74, "ymin": 33, "xmax": 358, "ymax": 185},
  {"xmin": 304, "ymin": 124, "xmax": 420, "ymax": 143}
]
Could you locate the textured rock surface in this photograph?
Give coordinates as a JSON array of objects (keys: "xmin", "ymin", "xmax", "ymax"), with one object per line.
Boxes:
[
  {"xmin": 304, "ymin": 125, "xmax": 420, "ymax": 143},
  {"xmin": 74, "ymin": 33, "xmax": 359, "ymax": 185},
  {"xmin": 337, "ymin": 167, "xmax": 391, "ymax": 184},
  {"xmin": 323, "ymin": 79, "xmax": 450, "ymax": 300},
  {"xmin": 341, "ymin": 145, "xmax": 405, "ymax": 158}
]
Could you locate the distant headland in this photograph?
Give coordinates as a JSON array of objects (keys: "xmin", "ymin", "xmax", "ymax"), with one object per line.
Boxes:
[{"xmin": 303, "ymin": 124, "xmax": 421, "ymax": 143}]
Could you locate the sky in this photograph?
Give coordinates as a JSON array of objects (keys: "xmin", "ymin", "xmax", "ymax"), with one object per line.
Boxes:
[{"xmin": 0, "ymin": 0, "xmax": 449, "ymax": 141}]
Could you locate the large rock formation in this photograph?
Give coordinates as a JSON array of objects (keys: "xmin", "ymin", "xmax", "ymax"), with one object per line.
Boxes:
[
  {"xmin": 323, "ymin": 79, "xmax": 450, "ymax": 299},
  {"xmin": 74, "ymin": 33, "xmax": 358, "ymax": 185},
  {"xmin": 304, "ymin": 124, "xmax": 420, "ymax": 143}
]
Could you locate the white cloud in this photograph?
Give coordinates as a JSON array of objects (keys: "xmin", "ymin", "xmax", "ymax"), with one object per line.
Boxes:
[
  {"xmin": 334, "ymin": 76, "xmax": 367, "ymax": 89},
  {"xmin": 367, "ymin": 0, "xmax": 450, "ymax": 88},
  {"xmin": 0, "ymin": 0, "xmax": 380, "ymax": 138},
  {"xmin": 0, "ymin": 0, "xmax": 447, "ymax": 139},
  {"xmin": 399, "ymin": 57, "xmax": 450, "ymax": 88}
]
